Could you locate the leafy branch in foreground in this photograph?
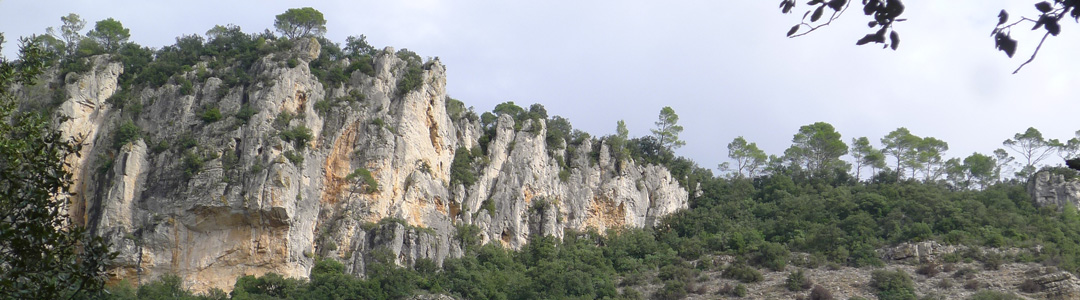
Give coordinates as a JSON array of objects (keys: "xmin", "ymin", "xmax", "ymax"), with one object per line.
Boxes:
[
  {"xmin": 0, "ymin": 35, "xmax": 114, "ymax": 299},
  {"xmin": 780, "ymin": 0, "xmax": 1080, "ymax": 73}
]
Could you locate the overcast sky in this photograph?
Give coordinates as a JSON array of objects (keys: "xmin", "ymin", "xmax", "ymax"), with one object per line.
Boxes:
[{"xmin": 3, "ymin": 1, "xmax": 1079, "ymax": 175}]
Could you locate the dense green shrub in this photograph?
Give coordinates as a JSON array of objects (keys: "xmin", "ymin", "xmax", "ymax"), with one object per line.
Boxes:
[
  {"xmin": 279, "ymin": 125, "xmax": 312, "ymax": 148},
  {"xmin": 234, "ymin": 104, "xmax": 256, "ymax": 123},
  {"xmin": 198, "ymin": 107, "xmax": 222, "ymax": 123},
  {"xmin": 786, "ymin": 269, "xmax": 812, "ymax": 291},
  {"xmin": 871, "ymin": 269, "xmax": 916, "ymax": 300},
  {"xmin": 182, "ymin": 151, "xmax": 204, "ymax": 179},
  {"xmin": 723, "ymin": 264, "xmax": 763, "ymax": 283},
  {"xmin": 449, "ymin": 146, "xmax": 478, "ymax": 187},
  {"xmin": 177, "ymin": 77, "xmax": 194, "ymax": 95},
  {"xmin": 313, "ymin": 99, "xmax": 332, "ymax": 116},
  {"xmin": 480, "ymin": 199, "xmax": 495, "ymax": 217},
  {"xmin": 112, "ymin": 120, "xmax": 141, "ymax": 149}
]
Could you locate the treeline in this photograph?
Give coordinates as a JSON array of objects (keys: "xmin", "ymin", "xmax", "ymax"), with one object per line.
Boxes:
[{"xmin": 715, "ymin": 122, "xmax": 1077, "ymax": 191}]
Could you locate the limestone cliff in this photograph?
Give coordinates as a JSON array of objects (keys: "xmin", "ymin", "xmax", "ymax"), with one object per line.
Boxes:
[
  {"xmin": 34, "ymin": 38, "xmax": 688, "ymax": 292},
  {"xmin": 1028, "ymin": 170, "xmax": 1080, "ymax": 210}
]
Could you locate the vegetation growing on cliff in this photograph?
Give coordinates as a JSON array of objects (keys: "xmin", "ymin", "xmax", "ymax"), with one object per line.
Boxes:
[{"xmin": 13, "ymin": 7, "xmax": 1080, "ymax": 300}]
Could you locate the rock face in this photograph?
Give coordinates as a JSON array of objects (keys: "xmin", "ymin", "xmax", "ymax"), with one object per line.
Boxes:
[
  {"xmin": 1028, "ymin": 171, "xmax": 1080, "ymax": 210},
  {"xmin": 39, "ymin": 39, "xmax": 688, "ymax": 292}
]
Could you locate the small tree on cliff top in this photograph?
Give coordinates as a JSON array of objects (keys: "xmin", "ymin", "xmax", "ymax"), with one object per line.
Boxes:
[{"xmin": 275, "ymin": 7, "xmax": 328, "ymax": 39}]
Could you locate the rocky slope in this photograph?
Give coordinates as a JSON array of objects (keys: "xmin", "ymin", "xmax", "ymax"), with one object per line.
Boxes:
[{"xmin": 35, "ymin": 38, "xmax": 687, "ymax": 292}]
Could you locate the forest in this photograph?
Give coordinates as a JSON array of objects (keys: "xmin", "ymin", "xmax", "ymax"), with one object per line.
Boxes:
[{"xmin": 4, "ymin": 7, "xmax": 1080, "ymax": 300}]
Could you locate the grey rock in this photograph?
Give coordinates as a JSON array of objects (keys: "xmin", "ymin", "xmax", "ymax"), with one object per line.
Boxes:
[
  {"xmin": 37, "ymin": 40, "xmax": 688, "ymax": 292},
  {"xmin": 1028, "ymin": 171, "xmax": 1080, "ymax": 210}
]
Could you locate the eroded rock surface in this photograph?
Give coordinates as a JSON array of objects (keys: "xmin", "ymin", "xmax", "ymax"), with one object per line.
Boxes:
[
  {"xmin": 40, "ymin": 39, "xmax": 688, "ymax": 292},
  {"xmin": 1029, "ymin": 171, "xmax": 1080, "ymax": 210}
]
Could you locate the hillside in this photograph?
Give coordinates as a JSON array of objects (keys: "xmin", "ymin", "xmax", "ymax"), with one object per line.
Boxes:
[
  {"xmin": 8, "ymin": 10, "xmax": 1080, "ymax": 300},
  {"xmin": 19, "ymin": 31, "xmax": 686, "ymax": 292}
]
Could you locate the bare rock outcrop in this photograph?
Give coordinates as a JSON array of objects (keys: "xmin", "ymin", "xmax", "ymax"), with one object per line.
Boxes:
[
  {"xmin": 40, "ymin": 40, "xmax": 688, "ymax": 292},
  {"xmin": 1028, "ymin": 171, "xmax": 1080, "ymax": 210}
]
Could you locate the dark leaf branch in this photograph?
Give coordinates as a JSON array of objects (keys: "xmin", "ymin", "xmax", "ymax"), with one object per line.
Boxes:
[
  {"xmin": 782, "ymin": 0, "xmax": 905, "ymax": 50},
  {"xmin": 993, "ymin": 1, "xmax": 1078, "ymax": 73}
]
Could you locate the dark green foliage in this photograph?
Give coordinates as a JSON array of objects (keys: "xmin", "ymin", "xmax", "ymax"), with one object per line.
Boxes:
[
  {"xmin": 135, "ymin": 274, "xmax": 205, "ymax": 300},
  {"xmin": 346, "ymin": 168, "xmax": 378, "ymax": 193},
  {"xmin": 395, "ymin": 49, "xmax": 424, "ymax": 96},
  {"xmin": 871, "ymin": 269, "xmax": 916, "ymax": 300},
  {"xmin": 88, "ymin": 18, "xmax": 130, "ymax": 52},
  {"xmin": 734, "ymin": 284, "xmax": 748, "ymax": 297},
  {"xmin": 309, "ymin": 37, "xmax": 350, "ymax": 88},
  {"xmin": 150, "ymin": 139, "xmax": 169, "ymax": 154},
  {"xmin": 112, "ymin": 120, "xmax": 141, "ymax": 149},
  {"xmin": 723, "ymin": 264, "xmax": 764, "ymax": 283},
  {"xmin": 274, "ymin": 7, "xmax": 327, "ymax": 39},
  {"xmin": 182, "ymin": 150, "xmax": 204, "ymax": 179},
  {"xmin": 177, "ymin": 76, "xmax": 194, "ymax": 95},
  {"xmin": 279, "ymin": 125, "xmax": 312, "ymax": 148},
  {"xmin": 450, "ymin": 146, "xmax": 478, "ymax": 187},
  {"xmin": 313, "ymin": 99, "xmax": 332, "ymax": 116},
  {"xmin": 198, "ymin": 106, "xmax": 222, "ymax": 123},
  {"xmin": 346, "ymin": 54, "xmax": 376, "ymax": 77},
  {"xmin": 234, "ymin": 104, "xmax": 256, "ymax": 123},
  {"xmin": 230, "ymin": 272, "xmax": 301, "ymax": 299},
  {"xmin": 546, "ymin": 115, "xmax": 572, "ymax": 150},
  {"xmin": 0, "ymin": 38, "xmax": 113, "ymax": 298},
  {"xmin": 756, "ymin": 241, "xmax": 789, "ymax": 271},
  {"xmin": 786, "ymin": 269, "xmax": 812, "ymax": 291},
  {"xmin": 273, "ymin": 111, "xmax": 294, "ymax": 129},
  {"xmin": 177, "ymin": 133, "xmax": 198, "ymax": 150},
  {"xmin": 480, "ymin": 199, "xmax": 495, "ymax": 217}
]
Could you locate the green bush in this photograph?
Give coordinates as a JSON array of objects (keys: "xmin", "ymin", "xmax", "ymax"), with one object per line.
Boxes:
[
  {"xmin": 559, "ymin": 169, "xmax": 571, "ymax": 182},
  {"xmin": 150, "ymin": 140, "xmax": 169, "ymax": 154},
  {"xmin": 481, "ymin": 199, "xmax": 495, "ymax": 217},
  {"xmin": 235, "ymin": 104, "xmax": 257, "ymax": 123},
  {"xmin": 273, "ymin": 111, "xmax": 294, "ymax": 129},
  {"xmin": 871, "ymin": 269, "xmax": 916, "ymax": 300},
  {"xmin": 314, "ymin": 99, "xmax": 332, "ymax": 116},
  {"xmin": 346, "ymin": 168, "xmax": 378, "ymax": 194},
  {"xmin": 786, "ymin": 269, "xmax": 812, "ymax": 291},
  {"xmin": 198, "ymin": 107, "xmax": 222, "ymax": 123},
  {"xmin": 182, "ymin": 150, "xmax": 204, "ymax": 179},
  {"xmin": 136, "ymin": 274, "xmax": 195, "ymax": 299},
  {"xmin": 113, "ymin": 120, "xmax": 142, "ymax": 149},
  {"xmin": 734, "ymin": 284, "xmax": 747, "ymax": 297},
  {"xmin": 284, "ymin": 150, "xmax": 303, "ymax": 166},
  {"xmin": 280, "ymin": 125, "xmax": 313, "ymax": 148},
  {"xmin": 177, "ymin": 77, "xmax": 194, "ymax": 95},
  {"xmin": 722, "ymin": 264, "xmax": 763, "ymax": 283},
  {"xmin": 395, "ymin": 49, "xmax": 424, "ymax": 96},
  {"xmin": 450, "ymin": 147, "xmax": 478, "ymax": 187}
]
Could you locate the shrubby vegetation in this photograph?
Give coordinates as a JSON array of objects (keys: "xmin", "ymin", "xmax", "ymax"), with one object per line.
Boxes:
[{"xmin": 17, "ymin": 7, "xmax": 1080, "ymax": 300}]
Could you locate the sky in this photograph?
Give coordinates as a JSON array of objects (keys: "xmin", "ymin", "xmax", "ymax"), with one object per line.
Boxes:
[{"xmin": 3, "ymin": 1, "xmax": 1080, "ymax": 176}]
